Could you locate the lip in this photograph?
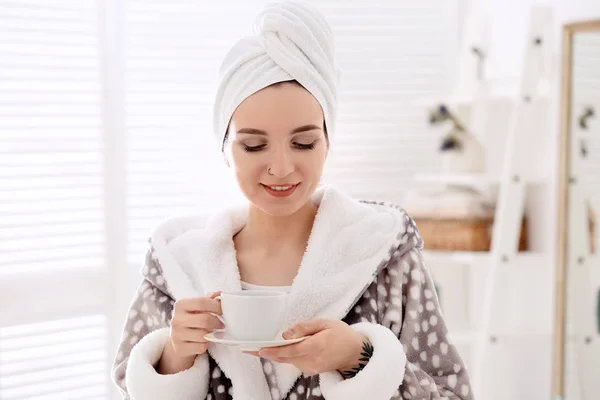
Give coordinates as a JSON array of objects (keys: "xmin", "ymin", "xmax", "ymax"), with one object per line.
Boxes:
[{"xmin": 261, "ymin": 183, "xmax": 300, "ymax": 198}]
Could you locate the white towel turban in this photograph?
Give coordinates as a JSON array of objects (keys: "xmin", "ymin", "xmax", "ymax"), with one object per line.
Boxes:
[{"xmin": 212, "ymin": 1, "xmax": 341, "ymax": 147}]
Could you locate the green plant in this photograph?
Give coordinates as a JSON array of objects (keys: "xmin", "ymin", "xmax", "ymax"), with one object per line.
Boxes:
[
  {"xmin": 428, "ymin": 104, "xmax": 466, "ymax": 132},
  {"xmin": 428, "ymin": 104, "xmax": 468, "ymax": 152}
]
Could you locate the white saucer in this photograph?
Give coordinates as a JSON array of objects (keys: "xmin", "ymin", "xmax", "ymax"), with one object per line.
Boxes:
[{"xmin": 204, "ymin": 330, "xmax": 306, "ymax": 351}]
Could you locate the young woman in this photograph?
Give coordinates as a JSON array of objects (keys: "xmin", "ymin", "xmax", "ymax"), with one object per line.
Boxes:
[{"xmin": 112, "ymin": 2, "xmax": 473, "ymax": 399}]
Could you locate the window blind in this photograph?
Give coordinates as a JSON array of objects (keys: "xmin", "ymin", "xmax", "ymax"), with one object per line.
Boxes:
[
  {"xmin": 124, "ymin": 1, "xmax": 253, "ymax": 263},
  {"xmin": 0, "ymin": 315, "xmax": 108, "ymax": 400},
  {"xmin": 124, "ymin": 0, "xmax": 454, "ymax": 264},
  {"xmin": 0, "ymin": 0, "xmax": 104, "ymax": 276},
  {"xmin": 317, "ymin": 1, "xmax": 451, "ymax": 201},
  {"xmin": 0, "ymin": 1, "xmax": 108, "ymax": 399}
]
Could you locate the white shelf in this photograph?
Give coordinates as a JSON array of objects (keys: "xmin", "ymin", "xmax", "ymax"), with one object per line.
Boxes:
[
  {"xmin": 424, "ymin": 250, "xmax": 487, "ymax": 264},
  {"xmin": 414, "ymin": 173, "xmax": 499, "ymax": 186},
  {"xmin": 413, "ymin": 172, "xmax": 545, "ymax": 186},
  {"xmin": 423, "ymin": 250, "xmax": 547, "ymax": 266},
  {"xmin": 449, "ymin": 330, "xmax": 551, "ymax": 346}
]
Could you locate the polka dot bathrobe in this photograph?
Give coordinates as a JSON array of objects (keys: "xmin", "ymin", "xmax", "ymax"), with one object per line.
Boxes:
[{"xmin": 112, "ymin": 186, "xmax": 474, "ymax": 400}]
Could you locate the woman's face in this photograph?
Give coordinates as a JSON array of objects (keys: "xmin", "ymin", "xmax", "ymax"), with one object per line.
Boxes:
[{"xmin": 224, "ymin": 82, "xmax": 328, "ymax": 217}]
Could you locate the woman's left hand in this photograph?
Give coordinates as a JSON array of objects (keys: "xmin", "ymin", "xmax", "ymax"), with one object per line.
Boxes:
[{"xmin": 245, "ymin": 318, "xmax": 370, "ymax": 377}]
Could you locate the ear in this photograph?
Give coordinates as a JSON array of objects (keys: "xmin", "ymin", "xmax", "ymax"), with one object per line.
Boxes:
[{"xmin": 222, "ymin": 152, "xmax": 230, "ymax": 168}]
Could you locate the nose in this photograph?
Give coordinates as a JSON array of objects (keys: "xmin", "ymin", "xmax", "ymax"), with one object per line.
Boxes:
[{"xmin": 268, "ymin": 146, "xmax": 295, "ymax": 178}]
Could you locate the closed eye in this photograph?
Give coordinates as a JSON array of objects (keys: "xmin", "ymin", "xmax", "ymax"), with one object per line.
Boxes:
[
  {"xmin": 293, "ymin": 142, "xmax": 316, "ymax": 150},
  {"xmin": 243, "ymin": 144, "xmax": 266, "ymax": 152}
]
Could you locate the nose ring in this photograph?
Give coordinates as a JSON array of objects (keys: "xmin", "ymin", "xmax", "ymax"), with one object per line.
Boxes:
[{"xmin": 268, "ymin": 167, "xmax": 274, "ymax": 176}]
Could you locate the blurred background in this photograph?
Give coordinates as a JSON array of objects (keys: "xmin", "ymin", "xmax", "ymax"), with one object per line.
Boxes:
[{"xmin": 1, "ymin": 0, "xmax": 599, "ymax": 399}]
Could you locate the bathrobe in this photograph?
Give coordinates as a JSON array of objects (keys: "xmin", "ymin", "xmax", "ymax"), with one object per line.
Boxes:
[{"xmin": 111, "ymin": 185, "xmax": 474, "ymax": 400}]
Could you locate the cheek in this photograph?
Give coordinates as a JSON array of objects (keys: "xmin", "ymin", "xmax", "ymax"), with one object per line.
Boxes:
[
  {"xmin": 229, "ymin": 151, "xmax": 263, "ymax": 181},
  {"xmin": 304, "ymin": 148, "xmax": 327, "ymax": 174}
]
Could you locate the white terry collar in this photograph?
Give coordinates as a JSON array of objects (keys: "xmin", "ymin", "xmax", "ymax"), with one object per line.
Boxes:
[{"xmin": 148, "ymin": 184, "xmax": 411, "ymax": 399}]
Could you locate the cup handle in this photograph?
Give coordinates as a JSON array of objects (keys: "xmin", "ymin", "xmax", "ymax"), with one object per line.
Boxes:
[{"xmin": 211, "ymin": 295, "xmax": 227, "ymax": 329}]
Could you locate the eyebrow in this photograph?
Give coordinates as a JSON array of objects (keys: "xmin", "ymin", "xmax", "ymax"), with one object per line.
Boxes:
[{"xmin": 236, "ymin": 124, "xmax": 322, "ymax": 135}]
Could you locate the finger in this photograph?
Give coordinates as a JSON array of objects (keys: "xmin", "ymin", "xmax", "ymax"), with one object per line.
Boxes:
[
  {"xmin": 283, "ymin": 319, "xmax": 331, "ymax": 339},
  {"xmin": 172, "ymin": 340, "xmax": 208, "ymax": 357},
  {"xmin": 242, "ymin": 351, "xmax": 260, "ymax": 357},
  {"xmin": 178, "ymin": 297, "xmax": 222, "ymax": 314},
  {"xmin": 173, "ymin": 327, "xmax": 211, "ymax": 343},
  {"xmin": 259, "ymin": 340, "xmax": 311, "ymax": 359},
  {"xmin": 182, "ymin": 313, "xmax": 225, "ymax": 330}
]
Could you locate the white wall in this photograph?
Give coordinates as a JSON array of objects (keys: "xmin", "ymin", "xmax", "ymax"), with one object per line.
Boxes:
[
  {"xmin": 484, "ymin": 0, "xmax": 600, "ymax": 80},
  {"xmin": 471, "ymin": 0, "xmax": 600, "ymax": 399},
  {"xmin": 553, "ymin": 0, "xmax": 600, "ymax": 29}
]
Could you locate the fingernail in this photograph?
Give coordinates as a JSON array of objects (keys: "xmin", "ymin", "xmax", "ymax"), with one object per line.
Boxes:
[{"xmin": 283, "ymin": 330, "xmax": 294, "ymax": 339}]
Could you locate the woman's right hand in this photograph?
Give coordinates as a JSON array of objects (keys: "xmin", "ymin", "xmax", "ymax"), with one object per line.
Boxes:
[{"xmin": 157, "ymin": 291, "xmax": 224, "ymax": 374}]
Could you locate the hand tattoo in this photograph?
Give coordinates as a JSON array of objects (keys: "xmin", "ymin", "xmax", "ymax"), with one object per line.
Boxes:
[{"xmin": 341, "ymin": 341, "xmax": 373, "ymax": 379}]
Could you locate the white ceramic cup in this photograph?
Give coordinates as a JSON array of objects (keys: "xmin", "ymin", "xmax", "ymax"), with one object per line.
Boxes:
[{"xmin": 215, "ymin": 290, "xmax": 289, "ymax": 341}]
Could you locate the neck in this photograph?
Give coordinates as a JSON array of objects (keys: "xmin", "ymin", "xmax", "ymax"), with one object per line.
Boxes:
[{"xmin": 239, "ymin": 200, "xmax": 319, "ymax": 252}]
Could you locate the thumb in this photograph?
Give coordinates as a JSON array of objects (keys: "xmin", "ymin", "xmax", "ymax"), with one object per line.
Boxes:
[{"xmin": 283, "ymin": 319, "xmax": 331, "ymax": 339}]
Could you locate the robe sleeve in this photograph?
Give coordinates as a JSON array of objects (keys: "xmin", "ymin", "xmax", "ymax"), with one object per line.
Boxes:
[
  {"xmin": 111, "ymin": 249, "xmax": 210, "ymax": 400},
  {"xmin": 320, "ymin": 214, "xmax": 474, "ymax": 400}
]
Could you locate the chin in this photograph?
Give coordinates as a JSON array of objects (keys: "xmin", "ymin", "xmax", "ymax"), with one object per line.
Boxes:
[
  {"xmin": 247, "ymin": 184, "xmax": 314, "ymax": 217},
  {"xmin": 263, "ymin": 202, "xmax": 308, "ymax": 217}
]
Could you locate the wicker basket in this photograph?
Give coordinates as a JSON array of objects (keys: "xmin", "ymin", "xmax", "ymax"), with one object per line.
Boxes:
[{"xmin": 413, "ymin": 217, "xmax": 528, "ymax": 252}]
